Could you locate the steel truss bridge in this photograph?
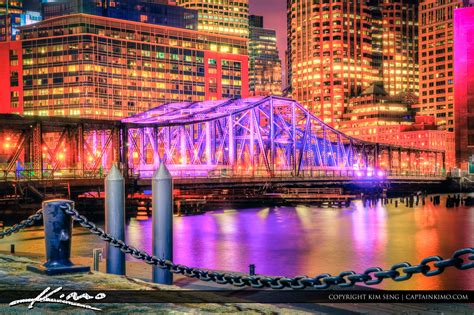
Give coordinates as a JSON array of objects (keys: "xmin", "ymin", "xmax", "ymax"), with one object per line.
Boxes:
[{"xmin": 0, "ymin": 96, "xmax": 446, "ymax": 185}]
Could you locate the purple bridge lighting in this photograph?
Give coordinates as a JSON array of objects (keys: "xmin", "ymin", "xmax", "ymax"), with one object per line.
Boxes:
[{"xmin": 121, "ymin": 96, "xmax": 445, "ymax": 179}]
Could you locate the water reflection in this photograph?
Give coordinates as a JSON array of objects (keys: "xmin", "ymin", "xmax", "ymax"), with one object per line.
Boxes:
[{"xmin": 1, "ymin": 195, "xmax": 473, "ymax": 290}]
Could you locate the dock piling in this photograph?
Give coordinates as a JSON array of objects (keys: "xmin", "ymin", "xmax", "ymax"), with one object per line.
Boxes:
[
  {"xmin": 152, "ymin": 163, "xmax": 173, "ymax": 285},
  {"xmin": 93, "ymin": 248, "xmax": 103, "ymax": 272},
  {"xmin": 105, "ymin": 164, "xmax": 126, "ymax": 275}
]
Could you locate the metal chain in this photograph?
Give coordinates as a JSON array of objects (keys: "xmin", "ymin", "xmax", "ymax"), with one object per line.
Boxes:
[
  {"xmin": 0, "ymin": 209, "xmax": 43, "ymax": 240},
  {"xmin": 61, "ymin": 204, "xmax": 474, "ymax": 290}
]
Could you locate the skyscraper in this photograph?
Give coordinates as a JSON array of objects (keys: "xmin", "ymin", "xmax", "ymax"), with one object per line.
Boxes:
[
  {"xmin": 416, "ymin": 0, "xmax": 473, "ymax": 132},
  {"xmin": 248, "ymin": 15, "xmax": 282, "ymax": 96},
  {"xmin": 287, "ymin": 0, "xmax": 374, "ymax": 125},
  {"xmin": 454, "ymin": 6, "xmax": 474, "ymax": 171},
  {"xmin": 176, "ymin": 0, "xmax": 249, "ymax": 38}
]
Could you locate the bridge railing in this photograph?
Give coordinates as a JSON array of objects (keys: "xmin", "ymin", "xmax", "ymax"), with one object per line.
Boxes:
[
  {"xmin": 129, "ymin": 167, "xmax": 446, "ymax": 180},
  {"xmin": 0, "ymin": 168, "xmax": 108, "ymax": 182},
  {"xmin": 0, "ymin": 167, "xmax": 447, "ymax": 182}
]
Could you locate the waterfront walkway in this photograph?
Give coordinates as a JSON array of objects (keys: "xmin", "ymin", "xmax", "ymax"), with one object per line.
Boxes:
[{"xmin": 1, "ymin": 252, "xmax": 473, "ymax": 314}]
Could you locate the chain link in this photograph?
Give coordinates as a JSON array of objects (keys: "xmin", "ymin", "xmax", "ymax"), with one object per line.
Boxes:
[
  {"xmin": 0, "ymin": 209, "xmax": 43, "ymax": 240},
  {"xmin": 59, "ymin": 204, "xmax": 474, "ymax": 290}
]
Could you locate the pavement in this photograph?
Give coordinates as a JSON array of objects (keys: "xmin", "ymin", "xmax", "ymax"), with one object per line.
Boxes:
[{"xmin": 0, "ymin": 251, "xmax": 473, "ymax": 314}]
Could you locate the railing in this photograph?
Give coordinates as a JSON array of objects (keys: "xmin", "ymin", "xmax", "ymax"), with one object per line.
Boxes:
[
  {"xmin": 131, "ymin": 168, "xmax": 446, "ymax": 180},
  {"xmin": 0, "ymin": 167, "xmax": 447, "ymax": 182},
  {"xmin": 0, "ymin": 168, "xmax": 108, "ymax": 182}
]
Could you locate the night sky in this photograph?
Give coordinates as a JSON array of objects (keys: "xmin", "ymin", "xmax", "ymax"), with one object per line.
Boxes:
[{"xmin": 249, "ymin": 0, "xmax": 287, "ymax": 63}]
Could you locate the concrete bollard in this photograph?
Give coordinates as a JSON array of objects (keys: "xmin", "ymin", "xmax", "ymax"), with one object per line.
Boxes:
[
  {"xmin": 152, "ymin": 163, "xmax": 173, "ymax": 284},
  {"xmin": 105, "ymin": 164, "xmax": 126, "ymax": 275},
  {"xmin": 27, "ymin": 200, "xmax": 90, "ymax": 275}
]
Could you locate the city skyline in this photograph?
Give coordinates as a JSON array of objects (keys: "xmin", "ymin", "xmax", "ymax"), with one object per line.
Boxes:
[{"xmin": 0, "ymin": 2, "xmax": 473, "ymax": 310}]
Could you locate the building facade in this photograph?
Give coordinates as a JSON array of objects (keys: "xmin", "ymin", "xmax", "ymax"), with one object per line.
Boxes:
[
  {"xmin": 248, "ymin": 15, "xmax": 282, "ymax": 96},
  {"xmin": 0, "ymin": 0, "xmax": 23, "ymax": 14},
  {"xmin": 287, "ymin": 0, "xmax": 375, "ymax": 125},
  {"xmin": 176, "ymin": 0, "xmax": 249, "ymax": 38},
  {"xmin": 42, "ymin": 0, "xmax": 198, "ymax": 30},
  {"xmin": 379, "ymin": 0, "xmax": 419, "ymax": 96},
  {"xmin": 340, "ymin": 85, "xmax": 454, "ymax": 169},
  {"xmin": 2, "ymin": 14, "xmax": 248, "ymax": 119},
  {"xmin": 454, "ymin": 6, "xmax": 474, "ymax": 171},
  {"xmin": 0, "ymin": 41, "xmax": 23, "ymax": 114},
  {"xmin": 339, "ymin": 83, "xmax": 415, "ymax": 142},
  {"xmin": 0, "ymin": 11, "xmax": 42, "ymax": 42}
]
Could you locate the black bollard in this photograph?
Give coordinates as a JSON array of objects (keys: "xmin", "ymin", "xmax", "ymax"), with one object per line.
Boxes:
[
  {"xmin": 422, "ymin": 197, "xmax": 425, "ymax": 205},
  {"xmin": 27, "ymin": 200, "xmax": 90, "ymax": 275},
  {"xmin": 395, "ymin": 200, "xmax": 398, "ymax": 207},
  {"xmin": 10, "ymin": 244, "xmax": 15, "ymax": 254}
]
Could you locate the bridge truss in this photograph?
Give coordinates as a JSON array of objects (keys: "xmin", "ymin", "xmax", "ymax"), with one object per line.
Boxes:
[
  {"xmin": 0, "ymin": 116, "xmax": 120, "ymax": 180},
  {"xmin": 123, "ymin": 96, "xmax": 445, "ymax": 179}
]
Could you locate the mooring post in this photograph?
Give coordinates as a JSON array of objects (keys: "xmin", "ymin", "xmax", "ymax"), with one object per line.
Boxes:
[
  {"xmin": 27, "ymin": 200, "xmax": 90, "ymax": 275},
  {"xmin": 249, "ymin": 264, "xmax": 256, "ymax": 276},
  {"xmin": 105, "ymin": 164, "xmax": 126, "ymax": 275},
  {"xmin": 93, "ymin": 248, "xmax": 103, "ymax": 272},
  {"xmin": 152, "ymin": 163, "xmax": 173, "ymax": 284}
]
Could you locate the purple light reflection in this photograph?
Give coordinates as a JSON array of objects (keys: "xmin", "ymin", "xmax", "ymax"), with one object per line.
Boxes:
[{"xmin": 117, "ymin": 199, "xmax": 473, "ymax": 290}]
